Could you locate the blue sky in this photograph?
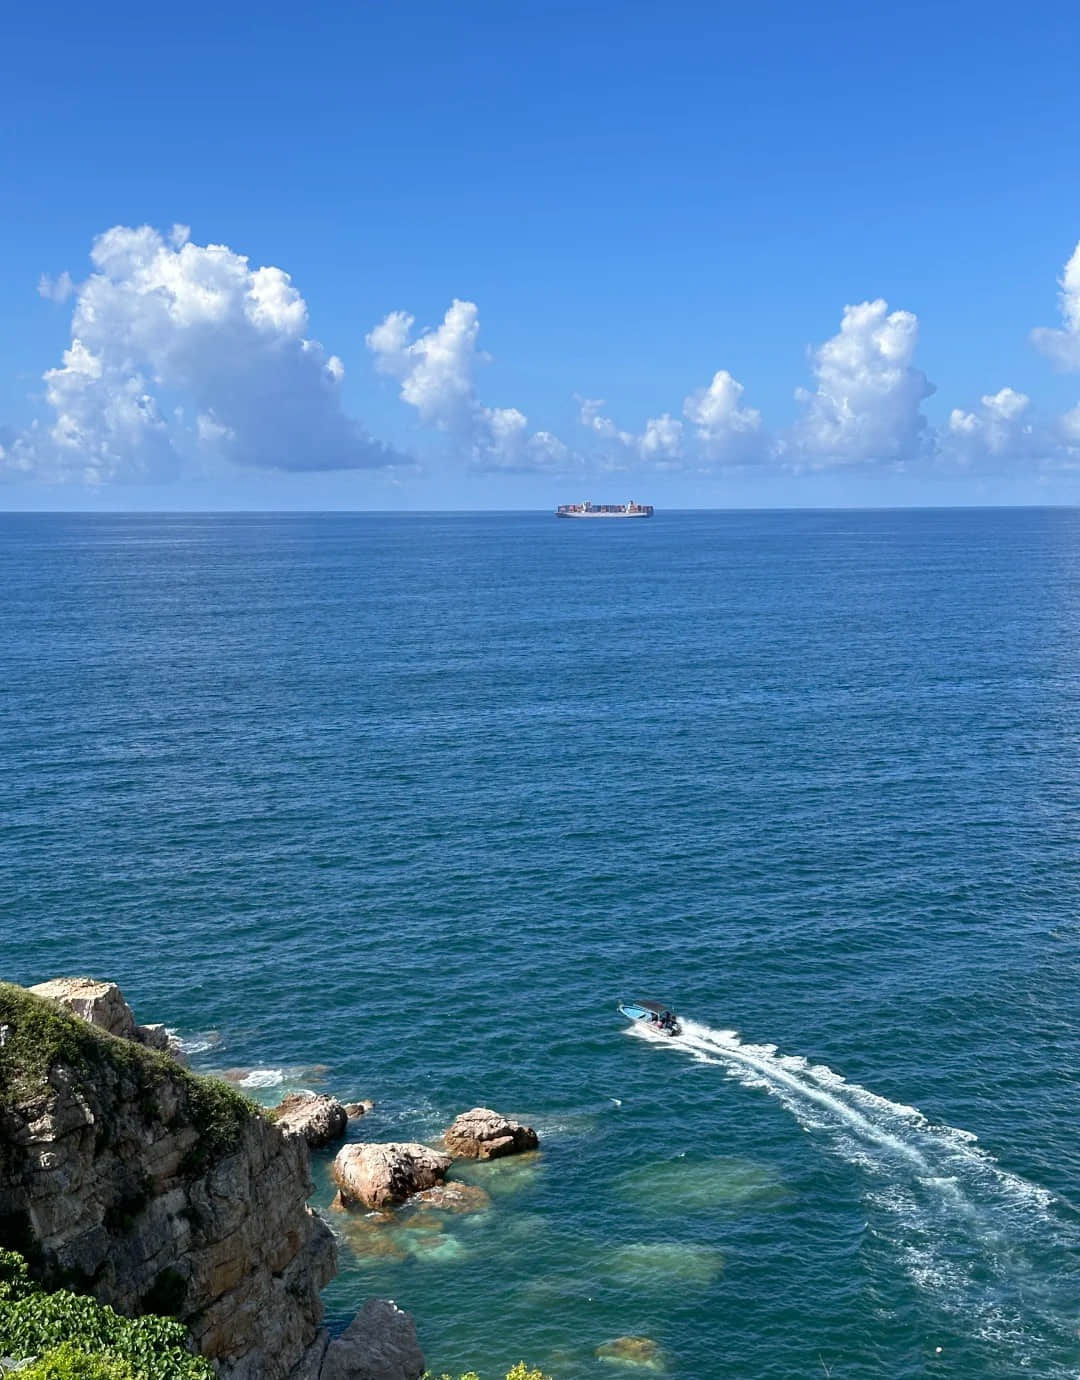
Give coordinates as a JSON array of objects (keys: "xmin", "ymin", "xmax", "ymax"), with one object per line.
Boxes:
[{"xmin": 4, "ymin": 0, "xmax": 1080, "ymax": 508}]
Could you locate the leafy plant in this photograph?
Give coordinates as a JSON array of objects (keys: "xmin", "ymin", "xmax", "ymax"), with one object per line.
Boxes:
[
  {"xmin": 0, "ymin": 1252, "xmax": 211, "ymax": 1380},
  {"xmin": 428, "ymin": 1366, "xmax": 551, "ymax": 1380},
  {"xmin": 14, "ymin": 1342, "xmax": 139, "ymax": 1378}
]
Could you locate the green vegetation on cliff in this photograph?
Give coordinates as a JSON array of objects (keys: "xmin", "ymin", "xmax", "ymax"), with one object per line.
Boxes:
[
  {"xmin": 0, "ymin": 1250, "xmax": 212, "ymax": 1380},
  {"xmin": 0, "ymin": 983, "xmax": 257, "ymax": 1169}
]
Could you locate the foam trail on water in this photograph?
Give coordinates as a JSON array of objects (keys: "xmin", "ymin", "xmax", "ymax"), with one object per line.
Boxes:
[{"xmin": 629, "ymin": 1018, "xmax": 1080, "ymax": 1374}]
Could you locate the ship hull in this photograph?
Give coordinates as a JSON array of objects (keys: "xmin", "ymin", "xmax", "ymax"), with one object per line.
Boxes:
[{"xmin": 556, "ymin": 510, "xmax": 652, "ymax": 518}]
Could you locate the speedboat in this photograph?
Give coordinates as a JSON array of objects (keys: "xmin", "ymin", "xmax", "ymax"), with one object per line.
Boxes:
[{"xmin": 618, "ymin": 1000, "xmax": 681, "ymax": 1037}]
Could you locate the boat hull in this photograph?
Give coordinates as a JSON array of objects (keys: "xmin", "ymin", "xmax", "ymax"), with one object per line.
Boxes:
[{"xmin": 618, "ymin": 1001, "xmax": 681, "ymax": 1036}]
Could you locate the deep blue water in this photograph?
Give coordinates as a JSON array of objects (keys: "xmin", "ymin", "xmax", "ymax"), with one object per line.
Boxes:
[{"xmin": 3, "ymin": 510, "xmax": 1080, "ymax": 1379}]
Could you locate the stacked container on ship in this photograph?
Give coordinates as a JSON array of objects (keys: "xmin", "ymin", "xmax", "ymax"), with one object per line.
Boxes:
[{"xmin": 556, "ymin": 501, "xmax": 653, "ymax": 518}]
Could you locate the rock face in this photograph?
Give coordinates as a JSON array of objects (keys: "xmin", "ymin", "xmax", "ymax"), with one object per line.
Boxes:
[
  {"xmin": 332, "ymin": 1143, "xmax": 452, "ymax": 1210},
  {"xmin": 272, "ymin": 1092, "xmax": 349, "ymax": 1148},
  {"xmin": 443, "ymin": 1107, "xmax": 539, "ymax": 1160},
  {"xmin": 319, "ymin": 1300, "xmax": 425, "ymax": 1380},
  {"xmin": 0, "ymin": 981, "xmax": 425, "ymax": 1380}
]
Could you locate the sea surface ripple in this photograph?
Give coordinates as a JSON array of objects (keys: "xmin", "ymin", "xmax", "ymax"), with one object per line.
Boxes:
[{"xmin": 2, "ymin": 509, "xmax": 1079, "ymax": 1379}]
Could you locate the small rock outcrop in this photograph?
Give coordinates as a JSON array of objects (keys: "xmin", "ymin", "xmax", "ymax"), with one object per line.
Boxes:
[
  {"xmin": 443, "ymin": 1107, "xmax": 539, "ymax": 1160},
  {"xmin": 319, "ymin": 1300, "xmax": 425, "ymax": 1380},
  {"xmin": 332, "ymin": 1143, "xmax": 452, "ymax": 1210},
  {"xmin": 343, "ymin": 1100, "xmax": 374, "ymax": 1118},
  {"xmin": 271, "ymin": 1092, "xmax": 349, "ymax": 1148}
]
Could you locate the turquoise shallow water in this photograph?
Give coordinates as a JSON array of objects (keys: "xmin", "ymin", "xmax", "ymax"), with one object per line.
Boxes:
[{"xmin": 3, "ymin": 509, "xmax": 1080, "ymax": 1379}]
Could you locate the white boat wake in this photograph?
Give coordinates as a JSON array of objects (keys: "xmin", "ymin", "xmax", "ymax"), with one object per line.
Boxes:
[{"xmin": 630, "ymin": 1017, "xmax": 1080, "ymax": 1374}]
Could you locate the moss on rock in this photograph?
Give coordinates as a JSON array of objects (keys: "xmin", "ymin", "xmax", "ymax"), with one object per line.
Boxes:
[{"xmin": 0, "ymin": 984, "xmax": 258, "ymax": 1169}]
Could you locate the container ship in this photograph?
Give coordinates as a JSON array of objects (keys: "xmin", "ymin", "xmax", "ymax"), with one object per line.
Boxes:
[{"xmin": 556, "ymin": 501, "xmax": 653, "ymax": 519}]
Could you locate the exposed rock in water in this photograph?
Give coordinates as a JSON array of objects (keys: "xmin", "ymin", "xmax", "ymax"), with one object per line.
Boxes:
[
  {"xmin": 271, "ymin": 1092, "xmax": 349, "ymax": 1148},
  {"xmin": 343, "ymin": 1100, "xmax": 374, "ymax": 1118},
  {"xmin": 320, "ymin": 1300, "xmax": 425, "ymax": 1380},
  {"xmin": 0, "ymin": 980, "xmax": 425, "ymax": 1380},
  {"xmin": 332, "ymin": 1143, "xmax": 452, "ymax": 1210},
  {"xmin": 443, "ymin": 1107, "xmax": 539, "ymax": 1160},
  {"xmin": 595, "ymin": 1336, "xmax": 665, "ymax": 1369}
]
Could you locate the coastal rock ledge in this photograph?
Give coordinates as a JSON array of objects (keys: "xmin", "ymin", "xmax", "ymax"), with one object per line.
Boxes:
[
  {"xmin": 443, "ymin": 1107, "xmax": 540, "ymax": 1160},
  {"xmin": 0, "ymin": 979, "xmax": 424, "ymax": 1380}
]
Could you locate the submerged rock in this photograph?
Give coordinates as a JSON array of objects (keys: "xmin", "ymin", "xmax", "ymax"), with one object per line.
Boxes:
[
  {"xmin": 271, "ymin": 1091, "xmax": 348, "ymax": 1148},
  {"xmin": 451, "ymin": 1150, "xmax": 542, "ymax": 1197},
  {"xmin": 335, "ymin": 1215, "xmax": 409, "ymax": 1263},
  {"xmin": 411, "ymin": 1182, "xmax": 492, "ymax": 1215},
  {"xmin": 443, "ymin": 1107, "xmax": 539, "ymax": 1160},
  {"xmin": 596, "ymin": 1336, "xmax": 665, "ymax": 1370},
  {"xmin": 320, "ymin": 1299, "xmax": 425, "ymax": 1380},
  {"xmin": 605, "ymin": 1241, "xmax": 723, "ymax": 1286},
  {"xmin": 332, "ymin": 1142, "xmax": 452, "ymax": 1210},
  {"xmin": 618, "ymin": 1155, "xmax": 790, "ymax": 1213}
]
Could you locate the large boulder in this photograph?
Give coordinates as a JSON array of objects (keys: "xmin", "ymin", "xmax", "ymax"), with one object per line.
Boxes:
[
  {"xmin": 443, "ymin": 1107, "xmax": 539, "ymax": 1160},
  {"xmin": 319, "ymin": 1299, "xmax": 425, "ymax": 1380},
  {"xmin": 272, "ymin": 1092, "xmax": 349, "ymax": 1148},
  {"xmin": 332, "ymin": 1143, "xmax": 451, "ymax": 1210}
]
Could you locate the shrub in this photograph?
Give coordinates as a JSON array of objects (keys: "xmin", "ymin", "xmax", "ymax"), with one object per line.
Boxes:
[
  {"xmin": 15, "ymin": 1341, "xmax": 139, "ymax": 1378},
  {"xmin": 0, "ymin": 1252, "xmax": 211, "ymax": 1380},
  {"xmin": 429, "ymin": 1367, "xmax": 551, "ymax": 1380}
]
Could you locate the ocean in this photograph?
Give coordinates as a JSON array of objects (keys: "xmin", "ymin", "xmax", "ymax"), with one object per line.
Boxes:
[{"xmin": 2, "ymin": 509, "xmax": 1079, "ymax": 1379}]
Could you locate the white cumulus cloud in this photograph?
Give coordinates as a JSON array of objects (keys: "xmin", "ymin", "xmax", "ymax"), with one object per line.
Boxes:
[
  {"xmin": 788, "ymin": 299, "xmax": 935, "ymax": 466},
  {"xmin": 577, "ymin": 366, "xmax": 762, "ymax": 470},
  {"xmin": 947, "ymin": 387, "xmax": 1035, "ymax": 462},
  {"xmin": 7, "ymin": 224, "xmax": 403, "ymax": 484},
  {"xmin": 683, "ymin": 369, "xmax": 764, "ymax": 461},
  {"xmin": 366, "ymin": 299, "xmax": 574, "ymax": 472},
  {"xmin": 1031, "ymin": 240, "xmax": 1080, "ymax": 370}
]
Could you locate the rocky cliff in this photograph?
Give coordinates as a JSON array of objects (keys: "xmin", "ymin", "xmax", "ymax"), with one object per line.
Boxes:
[{"xmin": 0, "ymin": 980, "xmax": 423, "ymax": 1380}]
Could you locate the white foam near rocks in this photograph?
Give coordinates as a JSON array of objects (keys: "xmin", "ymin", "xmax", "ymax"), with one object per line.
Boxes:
[{"xmin": 237, "ymin": 1068, "xmax": 286, "ymax": 1088}]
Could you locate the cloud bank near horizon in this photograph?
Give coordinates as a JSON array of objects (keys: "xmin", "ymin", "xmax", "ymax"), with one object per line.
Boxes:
[
  {"xmin": 365, "ymin": 299, "xmax": 572, "ymax": 473},
  {"xmin": 2, "ymin": 225, "xmax": 405, "ymax": 485},
  {"xmin": 6, "ymin": 226, "xmax": 1080, "ymax": 487}
]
